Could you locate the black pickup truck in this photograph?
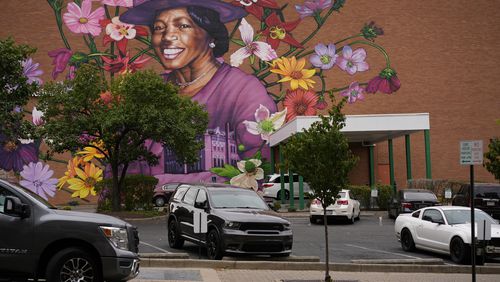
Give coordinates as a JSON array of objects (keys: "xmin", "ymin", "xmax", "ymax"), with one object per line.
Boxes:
[{"xmin": 0, "ymin": 179, "xmax": 140, "ymax": 281}]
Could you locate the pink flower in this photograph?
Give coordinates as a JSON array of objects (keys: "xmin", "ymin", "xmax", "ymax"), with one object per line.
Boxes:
[
  {"xmin": 295, "ymin": 0, "xmax": 332, "ymax": 18},
  {"xmin": 32, "ymin": 107, "xmax": 44, "ymax": 126},
  {"xmin": 63, "ymin": 0, "xmax": 105, "ymax": 36},
  {"xmin": 230, "ymin": 18, "xmax": 277, "ymax": 67},
  {"xmin": 243, "ymin": 104, "xmax": 287, "ymax": 143},
  {"xmin": 48, "ymin": 48, "xmax": 72, "ymax": 79},
  {"xmin": 366, "ymin": 67, "xmax": 401, "ymax": 94},
  {"xmin": 101, "ymin": 0, "xmax": 133, "ymax": 7},
  {"xmin": 22, "ymin": 58, "xmax": 43, "ymax": 85},
  {"xmin": 283, "ymin": 89, "xmax": 318, "ymax": 121},
  {"xmin": 315, "ymin": 96, "xmax": 328, "ymax": 110},
  {"xmin": 337, "ymin": 45, "xmax": 369, "ymax": 75},
  {"xmin": 340, "ymin": 82, "xmax": 365, "ymax": 104},
  {"xmin": 100, "ymin": 17, "xmax": 148, "ymax": 55}
]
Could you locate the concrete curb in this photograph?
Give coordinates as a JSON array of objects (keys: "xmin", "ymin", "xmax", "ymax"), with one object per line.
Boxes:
[{"xmin": 138, "ymin": 258, "xmax": 500, "ymax": 274}]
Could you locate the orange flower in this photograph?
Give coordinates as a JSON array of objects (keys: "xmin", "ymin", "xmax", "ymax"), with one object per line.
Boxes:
[{"xmin": 283, "ymin": 88, "xmax": 318, "ymax": 121}]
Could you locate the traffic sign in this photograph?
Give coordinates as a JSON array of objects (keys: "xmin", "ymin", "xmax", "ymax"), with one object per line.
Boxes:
[{"xmin": 460, "ymin": 140, "xmax": 483, "ymax": 165}]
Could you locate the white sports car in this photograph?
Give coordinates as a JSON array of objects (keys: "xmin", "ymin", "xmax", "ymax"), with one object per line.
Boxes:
[
  {"xmin": 394, "ymin": 206, "xmax": 500, "ymax": 264},
  {"xmin": 309, "ymin": 189, "xmax": 361, "ymax": 224}
]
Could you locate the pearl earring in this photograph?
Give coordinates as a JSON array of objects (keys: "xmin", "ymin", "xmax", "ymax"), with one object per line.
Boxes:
[{"xmin": 209, "ymin": 42, "xmax": 216, "ymax": 48}]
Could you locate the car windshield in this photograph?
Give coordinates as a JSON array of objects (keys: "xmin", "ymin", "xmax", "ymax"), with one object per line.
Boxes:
[
  {"xmin": 474, "ymin": 186, "xmax": 500, "ymax": 199},
  {"xmin": 444, "ymin": 209, "xmax": 497, "ymax": 225},
  {"xmin": 210, "ymin": 189, "xmax": 268, "ymax": 209},
  {"xmin": 337, "ymin": 192, "xmax": 347, "ymax": 198},
  {"xmin": 404, "ymin": 192, "xmax": 437, "ymax": 201}
]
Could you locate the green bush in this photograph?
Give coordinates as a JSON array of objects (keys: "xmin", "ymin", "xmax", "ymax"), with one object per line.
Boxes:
[
  {"xmin": 348, "ymin": 184, "xmax": 392, "ymax": 210},
  {"xmin": 97, "ymin": 175, "xmax": 158, "ymax": 211},
  {"xmin": 376, "ymin": 184, "xmax": 392, "ymax": 210}
]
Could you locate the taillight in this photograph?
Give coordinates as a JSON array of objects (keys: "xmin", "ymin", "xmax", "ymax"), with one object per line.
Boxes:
[
  {"xmin": 336, "ymin": 200, "xmax": 348, "ymax": 205},
  {"xmin": 312, "ymin": 199, "xmax": 321, "ymax": 205},
  {"xmin": 402, "ymin": 202, "xmax": 412, "ymax": 209},
  {"xmin": 262, "ymin": 183, "xmax": 274, "ymax": 189}
]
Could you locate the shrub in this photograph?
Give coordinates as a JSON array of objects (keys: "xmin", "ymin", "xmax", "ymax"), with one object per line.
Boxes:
[
  {"xmin": 349, "ymin": 184, "xmax": 392, "ymax": 210},
  {"xmin": 97, "ymin": 175, "xmax": 158, "ymax": 211}
]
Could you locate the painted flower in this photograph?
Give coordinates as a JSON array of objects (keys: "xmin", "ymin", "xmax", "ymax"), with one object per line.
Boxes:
[
  {"xmin": 270, "ymin": 56, "xmax": 316, "ymax": 90},
  {"xmin": 230, "ymin": 159, "xmax": 264, "ymax": 191},
  {"xmin": 76, "ymin": 140, "xmax": 106, "ymax": 162},
  {"xmin": 230, "ymin": 18, "xmax": 277, "ymax": 67},
  {"xmin": 22, "ymin": 58, "xmax": 43, "ymax": 85},
  {"xmin": 337, "ymin": 45, "xmax": 369, "ymax": 75},
  {"xmin": 361, "ymin": 21, "xmax": 384, "ymax": 41},
  {"xmin": 32, "ymin": 107, "xmax": 44, "ymax": 126},
  {"xmin": 232, "ymin": 0, "xmax": 280, "ymax": 20},
  {"xmin": 63, "ymin": 0, "xmax": 105, "ymax": 36},
  {"xmin": 101, "ymin": 53, "xmax": 150, "ymax": 74},
  {"xmin": 0, "ymin": 135, "xmax": 38, "ymax": 172},
  {"xmin": 309, "ymin": 43, "xmax": 337, "ymax": 70},
  {"xmin": 100, "ymin": 17, "xmax": 148, "ymax": 55},
  {"xmin": 341, "ymin": 82, "xmax": 365, "ymax": 104},
  {"xmin": 19, "ymin": 162, "xmax": 58, "ymax": 200},
  {"xmin": 78, "ymin": 132, "xmax": 96, "ymax": 145},
  {"xmin": 57, "ymin": 156, "xmax": 83, "ymax": 189},
  {"xmin": 283, "ymin": 88, "xmax": 318, "ymax": 121},
  {"xmin": 48, "ymin": 48, "xmax": 73, "ymax": 80},
  {"xmin": 295, "ymin": 0, "xmax": 332, "ymax": 18},
  {"xmin": 261, "ymin": 13, "xmax": 302, "ymax": 50},
  {"xmin": 101, "ymin": 0, "xmax": 133, "ymax": 7},
  {"xmin": 315, "ymin": 96, "xmax": 328, "ymax": 110},
  {"xmin": 243, "ymin": 105, "xmax": 287, "ymax": 143},
  {"xmin": 366, "ymin": 67, "xmax": 401, "ymax": 94},
  {"xmin": 67, "ymin": 162, "xmax": 103, "ymax": 198}
]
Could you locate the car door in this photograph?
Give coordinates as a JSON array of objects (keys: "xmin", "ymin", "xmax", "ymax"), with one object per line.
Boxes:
[
  {"xmin": 193, "ymin": 189, "xmax": 208, "ymax": 242},
  {"xmin": 179, "ymin": 187, "xmax": 199, "ymax": 239},
  {"xmin": 0, "ymin": 183, "xmax": 35, "ymax": 276},
  {"xmin": 417, "ymin": 209, "xmax": 451, "ymax": 251}
]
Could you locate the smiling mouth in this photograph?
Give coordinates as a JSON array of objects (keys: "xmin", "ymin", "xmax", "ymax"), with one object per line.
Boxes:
[{"xmin": 163, "ymin": 48, "xmax": 184, "ymax": 60}]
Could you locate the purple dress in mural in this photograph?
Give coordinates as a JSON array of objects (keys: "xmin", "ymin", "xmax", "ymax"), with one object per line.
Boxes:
[{"xmin": 127, "ymin": 63, "xmax": 277, "ymax": 184}]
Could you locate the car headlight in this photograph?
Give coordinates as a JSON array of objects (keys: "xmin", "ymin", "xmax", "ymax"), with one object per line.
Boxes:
[
  {"xmin": 224, "ymin": 221, "xmax": 241, "ymax": 230},
  {"xmin": 100, "ymin": 226, "xmax": 129, "ymax": 250},
  {"xmin": 283, "ymin": 223, "xmax": 291, "ymax": 230},
  {"xmin": 161, "ymin": 185, "xmax": 168, "ymax": 191}
]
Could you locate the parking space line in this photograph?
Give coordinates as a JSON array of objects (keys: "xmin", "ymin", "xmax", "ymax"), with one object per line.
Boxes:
[
  {"xmin": 140, "ymin": 241, "xmax": 171, "ymax": 253},
  {"xmin": 344, "ymin": 244, "xmax": 422, "ymax": 259}
]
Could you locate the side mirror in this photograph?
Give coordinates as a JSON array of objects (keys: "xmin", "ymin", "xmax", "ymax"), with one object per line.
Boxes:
[
  {"xmin": 4, "ymin": 196, "xmax": 31, "ymax": 218},
  {"xmin": 268, "ymin": 202, "xmax": 277, "ymax": 211},
  {"xmin": 194, "ymin": 201, "xmax": 208, "ymax": 210}
]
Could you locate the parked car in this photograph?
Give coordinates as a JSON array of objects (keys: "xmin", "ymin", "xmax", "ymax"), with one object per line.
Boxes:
[
  {"xmin": 0, "ymin": 179, "xmax": 140, "ymax": 281},
  {"xmin": 388, "ymin": 189, "xmax": 439, "ymax": 219},
  {"xmin": 262, "ymin": 173, "xmax": 311, "ymax": 200},
  {"xmin": 394, "ymin": 206, "xmax": 500, "ymax": 264},
  {"xmin": 166, "ymin": 183, "xmax": 293, "ymax": 260},
  {"xmin": 153, "ymin": 182, "xmax": 181, "ymax": 207},
  {"xmin": 452, "ymin": 183, "xmax": 500, "ymax": 220},
  {"xmin": 309, "ymin": 189, "xmax": 361, "ymax": 224}
]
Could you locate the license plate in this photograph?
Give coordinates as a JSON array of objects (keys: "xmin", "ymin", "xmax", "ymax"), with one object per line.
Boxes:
[
  {"xmin": 327, "ymin": 210, "xmax": 334, "ymax": 215},
  {"xmin": 487, "ymin": 201, "xmax": 495, "ymax": 206}
]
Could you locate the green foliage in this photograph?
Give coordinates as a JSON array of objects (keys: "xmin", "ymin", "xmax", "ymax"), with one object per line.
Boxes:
[
  {"xmin": 97, "ymin": 175, "xmax": 158, "ymax": 211},
  {"xmin": 38, "ymin": 64, "xmax": 208, "ymax": 210},
  {"xmin": 210, "ymin": 164, "xmax": 240, "ymax": 179},
  {"xmin": 484, "ymin": 137, "xmax": 500, "ymax": 181},
  {"xmin": 283, "ymin": 99, "xmax": 358, "ymax": 208},
  {"xmin": 0, "ymin": 37, "xmax": 38, "ymax": 140},
  {"xmin": 348, "ymin": 184, "xmax": 391, "ymax": 210}
]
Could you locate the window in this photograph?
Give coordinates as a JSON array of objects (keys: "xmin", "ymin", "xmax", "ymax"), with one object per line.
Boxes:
[
  {"xmin": 173, "ymin": 186, "xmax": 189, "ymax": 201},
  {"xmin": 422, "ymin": 209, "xmax": 444, "ymax": 223},
  {"xmin": 183, "ymin": 188, "xmax": 199, "ymax": 205},
  {"xmin": 412, "ymin": 210, "xmax": 421, "ymax": 218},
  {"xmin": 0, "ymin": 186, "xmax": 15, "ymax": 214},
  {"xmin": 195, "ymin": 190, "xmax": 207, "ymax": 207}
]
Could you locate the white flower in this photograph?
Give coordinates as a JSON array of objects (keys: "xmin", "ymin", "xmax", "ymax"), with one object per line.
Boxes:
[
  {"xmin": 230, "ymin": 159, "xmax": 264, "ymax": 191},
  {"xmin": 106, "ymin": 16, "xmax": 137, "ymax": 41},
  {"xmin": 243, "ymin": 105, "xmax": 287, "ymax": 143},
  {"xmin": 230, "ymin": 18, "xmax": 277, "ymax": 67},
  {"xmin": 32, "ymin": 107, "xmax": 44, "ymax": 126}
]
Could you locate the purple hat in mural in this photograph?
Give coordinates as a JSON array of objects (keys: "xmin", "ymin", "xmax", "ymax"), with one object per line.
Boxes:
[{"xmin": 120, "ymin": 0, "xmax": 247, "ymax": 25}]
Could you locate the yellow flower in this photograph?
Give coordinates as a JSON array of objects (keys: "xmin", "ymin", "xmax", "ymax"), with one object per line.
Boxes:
[
  {"xmin": 77, "ymin": 140, "xmax": 106, "ymax": 162},
  {"xmin": 67, "ymin": 162, "xmax": 103, "ymax": 198},
  {"xmin": 270, "ymin": 56, "xmax": 316, "ymax": 90},
  {"xmin": 57, "ymin": 156, "xmax": 83, "ymax": 189}
]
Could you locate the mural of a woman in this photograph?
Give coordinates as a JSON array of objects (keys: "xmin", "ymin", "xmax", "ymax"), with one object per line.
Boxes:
[{"xmin": 120, "ymin": 0, "xmax": 278, "ymax": 183}]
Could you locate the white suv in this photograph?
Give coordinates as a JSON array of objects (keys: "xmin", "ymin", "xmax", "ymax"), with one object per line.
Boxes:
[{"xmin": 262, "ymin": 174, "xmax": 310, "ymax": 200}]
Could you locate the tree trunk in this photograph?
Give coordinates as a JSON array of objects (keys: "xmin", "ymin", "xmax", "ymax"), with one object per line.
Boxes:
[
  {"xmin": 323, "ymin": 207, "xmax": 331, "ymax": 282},
  {"xmin": 111, "ymin": 164, "xmax": 121, "ymax": 211}
]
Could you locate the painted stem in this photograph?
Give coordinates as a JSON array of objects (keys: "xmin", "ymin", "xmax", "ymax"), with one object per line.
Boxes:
[{"xmin": 349, "ymin": 40, "xmax": 391, "ymax": 67}]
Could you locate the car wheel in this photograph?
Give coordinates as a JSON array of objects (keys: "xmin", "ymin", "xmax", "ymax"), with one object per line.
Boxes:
[
  {"xmin": 349, "ymin": 211, "xmax": 355, "ymax": 224},
  {"xmin": 277, "ymin": 190, "xmax": 290, "ymax": 201},
  {"xmin": 154, "ymin": 196, "xmax": 166, "ymax": 207},
  {"xmin": 355, "ymin": 209, "xmax": 360, "ymax": 220},
  {"xmin": 206, "ymin": 229, "xmax": 224, "ymax": 260},
  {"xmin": 309, "ymin": 216, "xmax": 316, "ymax": 224},
  {"xmin": 46, "ymin": 247, "xmax": 101, "ymax": 282},
  {"xmin": 168, "ymin": 219, "xmax": 184, "ymax": 249},
  {"xmin": 388, "ymin": 209, "xmax": 395, "ymax": 219},
  {"xmin": 401, "ymin": 229, "xmax": 415, "ymax": 252},
  {"xmin": 450, "ymin": 237, "xmax": 470, "ymax": 264}
]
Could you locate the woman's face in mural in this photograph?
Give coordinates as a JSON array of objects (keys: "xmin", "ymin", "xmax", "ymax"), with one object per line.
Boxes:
[{"xmin": 152, "ymin": 8, "xmax": 212, "ymax": 70}]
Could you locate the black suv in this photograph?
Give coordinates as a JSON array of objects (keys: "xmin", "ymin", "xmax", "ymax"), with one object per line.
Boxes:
[
  {"xmin": 0, "ymin": 179, "xmax": 140, "ymax": 281},
  {"xmin": 452, "ymin": 183, "xmax": 500, "ymax": 220},
  {"xmin": 166, "ymin": 183, "xmax": 293, "ymax": 260},
  {"xmin": 388, "ymin": 189, "xmax": 439, "ymax": 219}
]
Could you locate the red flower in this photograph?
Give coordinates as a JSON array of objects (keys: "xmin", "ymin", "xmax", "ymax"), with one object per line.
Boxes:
[
  {"xmin": 232, "ymin": 0, "xmax": 280, "ymax": 19},
  {"xmin": 261, "ymin": 13, "xmax": 303, "ymax": 50},
  {"xmin": 366, "ymin": 67, "xmax": 401, "ymax": 94},
  {"xmin": 99, "ymin": 17, "xmax": 148, "ymax": 55},
  {"xmin": 101, "ymin": 53, "xmax": 150, "ymax": 74},
  {"xmin": 283, "ymin": 88, "xmax": 318, "ymax": 121}
]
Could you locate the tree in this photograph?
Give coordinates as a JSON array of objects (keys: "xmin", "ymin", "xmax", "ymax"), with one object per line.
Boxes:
[
  {"xmin": 38, "ymin": 64, "xmax": 208, "ymax": 210},
  {"xmin": 283, "ymin": 99, "xmax": 358, "ymax": 282},
  {"xmin": 484, "ymin": 137, "xmax": 500, "ymax": 182}
]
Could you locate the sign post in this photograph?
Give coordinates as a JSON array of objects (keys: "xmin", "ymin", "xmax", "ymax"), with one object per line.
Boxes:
[{"xmin": 460, "ymin": 140, "xmax": 483, "ymax": 282}]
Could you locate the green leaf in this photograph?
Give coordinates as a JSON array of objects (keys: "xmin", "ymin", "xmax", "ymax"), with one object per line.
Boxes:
[
  {"xmin": 210, "ymin": 164, "xmax": 240, "ymax": 178},
  {"xmin": 231, "ymin": 38, "xmax": 246, "ymax": 47}
]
